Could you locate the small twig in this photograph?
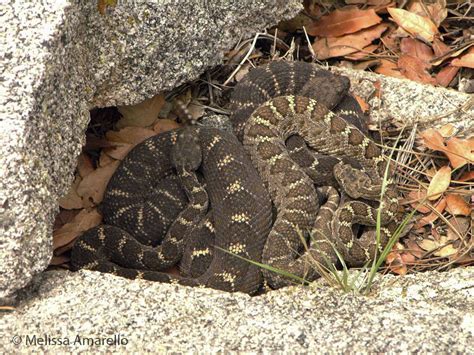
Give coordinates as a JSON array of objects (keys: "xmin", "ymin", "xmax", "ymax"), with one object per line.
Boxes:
[
  {"xmin": 223, "ymin": 33, "xmax": 261, "ymax": 86},
  {"xmin": 302, "ymin": 26, "xmax": 316, "ymax": 60}
]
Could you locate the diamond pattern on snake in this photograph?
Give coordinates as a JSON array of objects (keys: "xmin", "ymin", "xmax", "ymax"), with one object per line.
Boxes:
[{"xmin": 71, "ymin": 61, "xmax": 401, "ymax": 294}]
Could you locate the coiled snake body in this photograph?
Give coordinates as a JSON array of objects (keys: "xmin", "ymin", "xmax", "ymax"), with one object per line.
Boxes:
[{"xmin": 71, "ymin": 61, "xmax": 400, "ymax": 293}]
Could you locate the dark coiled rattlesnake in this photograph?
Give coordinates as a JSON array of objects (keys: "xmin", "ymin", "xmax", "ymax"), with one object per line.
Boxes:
[{"xmin": 71, "ymin": 61, "xmax": 400, "ymax": 293}]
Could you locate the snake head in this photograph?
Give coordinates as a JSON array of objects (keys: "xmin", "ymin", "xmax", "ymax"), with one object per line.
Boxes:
[
  {"xmin": 300, "ymin": 74, "xmax": 350, "ymax": 109},
  {"xmin": 171, "ymin": 127, "xmax": 202, "ymax": 171},
  {"xmin": 333, "ymin": 163, "xmax": 372, "ymax": 199}
]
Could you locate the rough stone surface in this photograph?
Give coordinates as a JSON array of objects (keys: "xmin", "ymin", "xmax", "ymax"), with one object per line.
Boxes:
[
  {"xmin": 1, "ymin": 268, "xmax": 472, "ymax": 353},
  {"xmin": 333, "ymin": 66, "xmax": 474, "ymax": 132},
  {"xmin": 0, "ymin": 0, "xmax": 302, "ymax": 301}
]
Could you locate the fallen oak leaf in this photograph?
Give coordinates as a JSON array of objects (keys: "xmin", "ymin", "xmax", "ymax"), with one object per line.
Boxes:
[
  {"xmin": 353, "ymin": 94, "xmax": 370, "ymax": 113},
  {"xmin": 117, "ymin": 93, "xmax": 166, "ymax": 128},
  {"xmin": 405, "ymin": 238, "xmax": 425, "ymax": 258},
  {"xmin": 106, "ymin": 126, "xmax": 157, "ymax": 145},
  {"xmin": 434, "ymin": 242, "xmax": 458, "ymax": 258},
  {"xmin": 387, "ymin": 7, "xmax": 438, "ymax": 43},
  {"xmin": 400, "ymin": 251, "xmax": 416, "ymax": 264},
  {"xmin": 447, "ymin": 216, "xmax": 470, "ymax": 240},
  {"xmin": 374, "ymin": 59, "xmax": 405, "ymax": 79},
  {"xmin": 427, "ymin": 166, "xmax": 451, "ymax": 200},
  {"xmin": 405, "ymin": 189, "xmax": 430, "ymax": 213},
  {"xmin": 76, "ymin": 160, "xmax": 121, "ymax": 206},
  {"xmin": 103, "ymin": 127, "xmax": 157, "ymax": 162},
  {"xmin": 344, "ymin": 0, "xmax": 392, "ymax": 6},
  {"xmin": 432, "ymin": 38, "xmax": 451, "ymax": 58},
  {"xmin": 312, "ymin": 24, "xmax": 388, "ymax": 60},
  {"xmin": 445, "ymin": 137, "xmax": 473, "ymax": 168},
  {"xmin": 77, "ymin": 153, "xmax": 95, "ymax": 178},
  {"xmin": 458, "ymin": 171, "xmax": 474, "ymax": 182},
  {"xmin": 419, "ymin": 129, "xmax": 472, "ymax": 168},
  {"xmin": 53, "ymin": 209, "xmax": 81, "ymax": 231},
  {"xmin": 406, "ymin": 0, "xmax": 447, "ymax": 27},
  {"xmin": 386, "ymin": 249, "xmax": 408, "ymax": 275},
  {"xmin": 102, "ymin": 143, "xmax": 133, "ymax": 162},
  {"xmin": 445, "ymin": 194, "xmax": 471, "ymax": 216},
  {"xmin": 307, "ymin": 8, "xmax": 382, "ymax": 37},
  {"xmin": 344, "ymin": 44, "xmax": 379, "ymax": 60},
  {"xmin": 53, "ymin": 208, "xmax": 102, "ymax": 250},
  {"xmin": 451, "ymin": 47, "xmax": 474, "ymax": 69},
  {"xmin": 397, "ymin": 54, "xmax": 436, "ymax": 85},
  {"xmin": 58, "ymin": 176, "xmax": 83, "ymax": 210},
  {"xmin": 414, "ymin": 198, "xmax": 447, "ymax": 228},
  {"xmin": 419, "ymin": 128, "xmax": 445, "ymax": 150},
  {"xmin": 417, "ymin": 238, "xmax": 438, "ymax": 252},
  {"xmin": 437, "ymin": 124, "xmax": 455, "ymax": 138},
  {"xmin": 154, "ymin": 119, "xmax": 181, "ymax": 134},
  {"xmin": 400, "ymin": 37, "xmax": 434, "ymax": 63}
]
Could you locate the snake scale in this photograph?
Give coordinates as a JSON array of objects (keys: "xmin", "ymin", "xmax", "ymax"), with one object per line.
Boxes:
[{"xmin": 71, "ymin": 61, "xmax": 400, "ymax": 293}]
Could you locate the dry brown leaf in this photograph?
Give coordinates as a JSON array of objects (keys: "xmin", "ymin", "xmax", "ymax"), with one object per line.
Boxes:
[
  {"xmin": 83, "ymin": 135, "xmax": 115, "ymax": 151},
  {"xmin": 380, "ymin": 32, "xmax": 400, "ymax": 53},
  {"xmin": 418, "ymin": 238, "xmax": 438, "ymax": 252},
  {"xmin": 451, "ymin": 46, "xmax": 474, "ymax": 69},
  {"xmin": 419, "ymin": 128, "xmax": 445, "ymax": 150},
  {"xmin": 106, "ymin": 127, "xmax": 157, "ymax": 145},
  {"xmin": 458, "ymin": 171, "xmax": 474, "ymax": 182},
  {"xmin": 397, "ymin": 54, "xmax": 436, "ymax": 85},
  {"xmin": 348, "ymin": 59, "xmax": 381, "ymax": 71},
  {"xmin": 345, "ymin": 0, "xmax": 392, "ymax": 5},
  {"xmin": 437, "ymin": 124, "xmax": 455, "ymax": 138},
  {"xmin": 234, "ymin": 62, "xmax": 252, "ymax": 82},
  {"xmin": 431, "ymin": 42, "xmax": 474, "ymax": 66},
  {"xmin": 101, "ymin": 127, "xmax": 157, "ymax": 162},
  {"xmin": 353, "ymin": 94, "xmax": 370, "ymax": 113},
  {"xmin": 432, "ymin": 38, "xmax": 451, "ymax": 57},
  {"xmin": 445, "ymin": 137, "xmax": 473, "ymax": 168},
  {"xmin": 117, "ymin": 93, "xmax": 166, "ymax": 128},
  {"xmin": 54, "ymin": 209, "xmax": 81, "ymax": 230},
  {"xmin": 307, "ymin": 8, "xmax": 382, "ymax": 37},
  {"xmin": 102, "ymin": 144, "xmax": 133, "ymax": 162},
  {"xmin": 400, "ymin": 37, "xmax": 434, "ymax": 63},
  {"xmin": 405, "ymin": 238, "xmax": 425, "ymax": 258},
  {"xmin": 344, "ymin": 44, "xmax": 379, "ymax": 60},
  {"xmin": 374, "ymin": 59, "xmax": 405, "ymax": 79},
  {"xmin": 419, "ymin": 130, "xmax": 473, "ymax": 168},
  {"xmin": 400, "ymin": 251, "xmax": 416, "ymax": 264},
  {"xmin": 76, "ymin": 160, "xmax": 121, "ymax": 206},
  {"xmin": 447, "ymin": 216, "xmax": 470, "ymax": 240},
  {"xmin": 427, "ymin": 166, "xmax": 451, "ymax": 200},
  {"xmin": 434, "ymin": 241, "xmax": 458, "ymax": 257},
  {"xmin": 154, "ymin": 119, "xmax": 181, "ymax": 134},
  {"xmin": 386, "ymin": 249, "xmax": 408, "ymax": 275},
  {"xmin": 371, "ymin": 1, "xmax": 397, "ymax": 13},
  {"xmin": 415, "ymin": 198, "xmax": 447, "ymax": 228},
  {"xmin": 58, "ymin": 176, "xmax": 83, "ymax": 210},
  {"xmin": 435, "ymin": 64, "xmax": 459, "ymax": 87},
  {"xmin": 77, "ymin": 154, "xmax": 95, "ymax": 178},
  {"xmin": 312, "ymin": 24, "xmax": 388, "ymax": 60},
  {"xmin": 445, "ymin": 194, "xmax": 471, "ymax": 216},
  {"xmin": 387, "ymin": 8, "xmax": 438, "ymax": 43},
  {"xmin": 406, "ymin": 189, "xmax": 430, "ymax": 213},
  {"xmin": 407, "ymin": 0, "xmax": 448, "ymax": 27},
  {"xmin": 49, "ymin": 255, "xmax": 70, "ymax": 266},
  {"xmin": 53, "ymin": 208, "xmax": 102, "ymax": 250}
]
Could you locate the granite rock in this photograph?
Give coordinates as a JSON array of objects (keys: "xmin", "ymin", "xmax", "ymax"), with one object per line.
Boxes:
[
  {"xmin": 1, "ymin": 268, "xmax": 472, "ymax": 352},
  {"xmin": 0, "ymin": 0, "xmax": 302, "ymax": 301}
]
